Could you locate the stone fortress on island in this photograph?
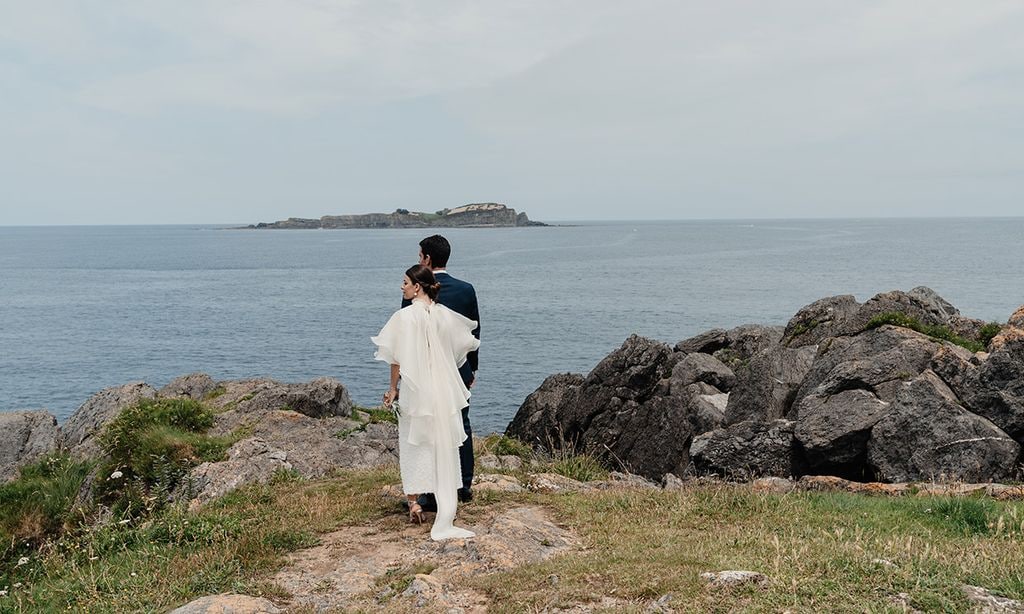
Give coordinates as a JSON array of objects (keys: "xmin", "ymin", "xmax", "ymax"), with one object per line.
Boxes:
[{"xmin": 247, "ymin": 203, "xmax": 546, "ymax": 229}]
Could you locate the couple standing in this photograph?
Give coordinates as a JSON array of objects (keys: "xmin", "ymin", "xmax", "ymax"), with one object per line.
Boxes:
[{"xmin": 371, "ymin": 235, "xmax": 481, "ymax": 541}]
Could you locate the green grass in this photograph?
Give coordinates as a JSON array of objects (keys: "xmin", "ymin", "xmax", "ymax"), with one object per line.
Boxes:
[
  {"xmin": 476, "ymin": 434, "xmax": 535, "ymax": 460},
  {"xmin": 0, "ymin": 455, "xmax": 93, "ymax": 574},
  {"xmin": 865, "ymin": 312, "xmax": 996, "ymax": 353},
  {"xmin": 545, "ymin": 453, "xmax": 609, "ymax": 483}
]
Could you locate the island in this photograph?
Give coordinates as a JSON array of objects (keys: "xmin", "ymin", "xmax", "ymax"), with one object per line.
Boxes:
[{"xmin": 246, "ymin": 203, "xmax": 546, "ymax": 229}]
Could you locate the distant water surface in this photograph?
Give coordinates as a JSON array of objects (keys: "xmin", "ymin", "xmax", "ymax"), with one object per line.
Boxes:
[{"xmin": 1, "ymin": 218, "xmax": 1022, "ymax": 434}]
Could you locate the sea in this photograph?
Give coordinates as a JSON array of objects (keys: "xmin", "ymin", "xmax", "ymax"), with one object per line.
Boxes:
[{"xmin": 2, "ymin": 218, "xmax": 1023, "ymax": 435}]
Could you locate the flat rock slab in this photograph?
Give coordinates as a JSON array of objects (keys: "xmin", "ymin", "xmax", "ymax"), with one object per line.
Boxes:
[
  {"xmin": 168, "ymin": 594, "xmax": 282, "ymax": 613},
  {"xmin": 962, "ymin": 585, "xmax": 1024, "ymax": 613},
  {"xmin": 271, "ymin": 505, "xmax": 577, "ymax": 611},
  {"xmin": 700, "ymin": 570, "xmax": 770, "ymax": 588}
]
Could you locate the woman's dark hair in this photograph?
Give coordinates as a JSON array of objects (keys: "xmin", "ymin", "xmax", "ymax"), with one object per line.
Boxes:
[
  {"xmin": 419, "ymin": 234, "xmax": 451, "ymax": 268},
  {"xmin": 406, "ymin": 264, "xmax": 442, "ymax": 300}
]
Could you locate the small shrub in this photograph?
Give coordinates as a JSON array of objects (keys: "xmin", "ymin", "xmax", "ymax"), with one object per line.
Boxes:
[
  {"xmin": 476, "ymin": 434, "xmax": 534, "ymax": 460},
  {"xmin": 95, "ymin": 398, "xmax": 234, "ymax": 517},
  {"xmin": 547, "ymin": 453, "xmax": 609, "ymax": 483},
  {"xmin": 979, "ymin": 322, "xmax": 1003, "ymax": 347},
  {"xmin": 365, "ymin": 407, "xmax": 398, "ymax": 425}
]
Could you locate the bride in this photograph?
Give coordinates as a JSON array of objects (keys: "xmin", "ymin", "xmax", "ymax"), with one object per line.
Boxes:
[{"xmin": 372, "ymin": 264, "xmax": 480, "ymax": 540}]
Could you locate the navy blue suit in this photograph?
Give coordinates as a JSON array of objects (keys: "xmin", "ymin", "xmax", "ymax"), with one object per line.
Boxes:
[{"xmin": 402, "ymin": 271, "xmax": 479, "ymax": 491}]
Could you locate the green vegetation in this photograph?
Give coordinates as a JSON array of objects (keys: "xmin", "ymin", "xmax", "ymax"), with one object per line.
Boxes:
[
  {"xmin": 202, "ymin": 386, "xmax": 227, "ymax": 401},
  {"xmin": 979, "ymin": 322, "xmax": 1003, "ymax": 346},
  {"xmin": 0, "ymin": 455, "xmax": 93, "ymax": 574},
  {"xmin": 476, "ymin": 434, "xmax": 534, "ymax": 460},
  {"xmin": 95, "ymin": 398, "xmax": 237, "ymax": 518},
  {"xmin": 784, "ymin": 319, "xmax": 821, "ymax": 345},
  {"xmin": 474, "ymin": 486, "xmax": 1024, "ymax": 612},
  {"xmin": 865, "ymin": 312, "xmax": 997, "ymax": 352},
  {"xmin": 2, "ymin": 456, "xmax": 1023, "ymax": 611},
  {"xmin": 0, "ymin": 467, "xmax": 397, "ymax": 611},
  {"xmin": 335, "ymin": 405, "xmax": 398, "ymax": 438}
]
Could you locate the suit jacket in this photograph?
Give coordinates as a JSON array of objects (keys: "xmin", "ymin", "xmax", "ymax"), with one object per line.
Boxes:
[{"xmin": 402, "ymin": 271, "xmax": 480, "ymax": 387}]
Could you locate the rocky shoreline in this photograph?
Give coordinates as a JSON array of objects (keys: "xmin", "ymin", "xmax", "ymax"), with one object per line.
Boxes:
[
  {"xmin": 4, "ymin": 286, "xmax": 1023, "ymax": 499},
  {"xmin": 508, "ymin": 286, "xmax": 1024, "ymax": 486},
  {"xmin": 245, "ymin": 203, "xmax": 546, "ymax": 229}
]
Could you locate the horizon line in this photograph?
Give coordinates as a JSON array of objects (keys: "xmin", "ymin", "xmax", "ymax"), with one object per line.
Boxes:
[{"xmin": 3, "ymin": 213, "xmax": 1024, "ymax": 228}]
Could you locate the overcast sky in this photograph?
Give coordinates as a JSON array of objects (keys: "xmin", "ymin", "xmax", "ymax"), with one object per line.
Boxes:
[{"xmin": 1, "ymin": 1, "xmax": 1022, "ymax": 225}]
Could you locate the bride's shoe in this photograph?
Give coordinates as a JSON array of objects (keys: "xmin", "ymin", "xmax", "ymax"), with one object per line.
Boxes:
[{"xmin": 408, "ymin": 502, "xmax": 424, "ymax": 524}]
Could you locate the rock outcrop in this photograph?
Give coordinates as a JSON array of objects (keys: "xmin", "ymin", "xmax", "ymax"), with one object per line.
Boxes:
[
  {"xmin": 61, "ymin": 382, "xmax": 157, "ymax": 457},
  {"xmin": 508, "ymin": 287, "xmax": 1024, "ymax": 484},
  {"xmin": 1, "ymin": 374, "xmax": 395, "ymax": 507},
  {"xmin": 0, "ymin": 410, "xmax": 61, "ymax": 482}
]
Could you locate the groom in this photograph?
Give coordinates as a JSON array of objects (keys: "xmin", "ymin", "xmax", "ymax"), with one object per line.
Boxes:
[{"xmin": 402, "ymin": 234, "xmax": 480, "ymax": 508}]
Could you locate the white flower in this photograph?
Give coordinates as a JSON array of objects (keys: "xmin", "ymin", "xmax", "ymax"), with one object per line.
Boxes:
[
  {"xmin": 16, "ymin": 557, "xmax": 28, "ymax": 566},
  {"xmin": 110, "ymin": 470, "xmax": 124, "ymax": 480},
  {"xmin": 12, "ymin": 583, "xmax": 21, "ymax": 588},
  {"xmin": 0, "ymin": 589, "xmax": 7, "ymax": 596},
  {"xmin": 130, "ymin": 573, "xmax": 137, "ymax": 577},
  {"xmin": 118, "ymin": 519, "xmax": 131, "ymax": 525}
]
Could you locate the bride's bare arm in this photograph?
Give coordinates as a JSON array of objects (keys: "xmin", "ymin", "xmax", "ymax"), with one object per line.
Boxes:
[{"xmin": 383, "ymin": 363, "xmax": 400, "ymax": 406}]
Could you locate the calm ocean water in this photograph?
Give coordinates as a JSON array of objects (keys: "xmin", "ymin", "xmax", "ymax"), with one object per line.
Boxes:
[{"xmin": 2, "ymin": 219, "xmax": 1023, "ymax": 434}]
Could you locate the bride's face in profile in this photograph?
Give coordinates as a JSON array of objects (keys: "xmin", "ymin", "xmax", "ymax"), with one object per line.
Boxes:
[{"xmin": 401, "ymin": 275, "xmax": 420, "ymax": 300}]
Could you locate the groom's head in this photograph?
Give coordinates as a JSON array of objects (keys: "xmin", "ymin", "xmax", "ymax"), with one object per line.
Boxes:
[{"xmin": 418, "ymin": 234, "xmax": 450, "ymax": 270}]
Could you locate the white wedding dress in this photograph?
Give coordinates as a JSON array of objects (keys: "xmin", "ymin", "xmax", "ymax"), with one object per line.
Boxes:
[{"xmin": 372, "ymin": 298, "xmax": 480, "ymax": 540}]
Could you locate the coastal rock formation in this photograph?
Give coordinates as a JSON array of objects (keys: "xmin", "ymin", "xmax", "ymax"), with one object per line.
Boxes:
[
  {"xmin": 0, "ymin": 374, "xmax": 395, "ymax": 506},
  {"xmin": 179, "ymin": 376, "xmax": 395, "ymax": 502},
  {"xmin": 250, "ymin": 203, "xmax": 546, "ymax": 229},
  {"xmin": 508, "ymin": 287, "xmax": 1024, "ymax": 484},
  {"xmin": 61, "ymin": 382, "xmax": 157, "ymax": 457},
  {"xmin": 0, "ymin": 410, "xmax": 61, "ymax": 482}
]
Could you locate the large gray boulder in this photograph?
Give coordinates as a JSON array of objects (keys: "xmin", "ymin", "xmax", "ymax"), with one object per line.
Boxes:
[
  {"xmin": 933, "ymin": 314, "xmax": 1024, "ymax": 441},
  {"xmin": 61, "ymin": 382, "xmax": 157, "ymax": 457},
  {"xmin": 675, "ymin": 324, "xmax": 784, "ymax": 368},
  {"xmin": 671, "ymin": 353, "xmax": 736, "ymax": 392},
  {"xmin": 0, "ymin": 410, "xmax": 61, "ymax": 482},
  {"xmin": 159, "ymin": 372, "xmax": 219, "ymax": 400},
  {"xmin": 792, "ymin": 326, "xmax": 941, "ymax": 476},
  {"xmin": 505, "ymin": 373, "xmax": 585, "ymax": 447},
  {"xmin": 229, "ymin": 377, "xmax": 353, "ymax": 419},
  {"xmin": 672, "ymin": 381, "xmax": 728, "ymax": 436},
  {"xmin": 724, "ymin": 344, "xmax": 817, "ymax": 425},
  {"xmin": 782, "ymin": 294, "xmax": 861, "ymax": 347},
  {"xmin": 507, "ymin": 336, "xmax": 692, "ymax": 481},
  {"xmin": 868, "ymin": 372, "xmax": 1021, "ymax": 482},
  {"xmin": 795, "ymin": 389, "xmax": 891, "ymax": 476},
  {"xmin": 689, "ymin": 419, "xmax": 797, "ymax": 479}
]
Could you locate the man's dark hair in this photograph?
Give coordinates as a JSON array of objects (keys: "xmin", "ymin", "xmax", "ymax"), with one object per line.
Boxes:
[{"xmin": 419, "ymin": 234, "xmax": 451, "ymax": 268}]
